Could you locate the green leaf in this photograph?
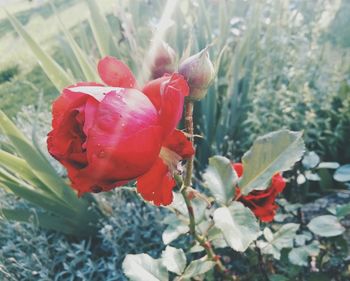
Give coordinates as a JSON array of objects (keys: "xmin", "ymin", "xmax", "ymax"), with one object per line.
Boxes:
[
  {"xmin": 334, "ymin": 203, "xmax": 350, "ymax": 218},
  {"xmin": 0, "ymin": 150, "xmax": 43, "ymax": 186},
  {"xmin": 333, "ymin": 164, "xmax": 350, "ymax": 182},
  {"xmin": 169, "ymin": 192, "xmax": 207, "ymax": 223},
  {"xmin": 6, "ymin": 10, "xmax": 74, "ymax": 91},
  {"xmin": 203, "ymin": 156, "xmax": 237, "ymax": 205},
  {"xmin": 161, "ymin": 246, "xmax": 186, "ymax": 275},
  {"xmin": 239, "ymin": 130, "xmax": 305, "ymax": 195},
  {"xmin": 182, "ymin": 259, "xmax": 215, "ymax": 279},
  {"xmin": 302, "ymin": 151, "xmax": 320, "ymax": 169},
  {"xmin": 307, "ymin": 215, "xmax": 345, "ymax": 237},
  {"xmin": 267, "ymin": 223, "xmax": 300, "ymax": 247},
  {"xmin": 189, "ymin": 244, "xmax": 205, "ymax": 253},
  {"xmin": 122, "ymin": 254, "xmax": 168, "ymax": 281},
  {"xmin": 213, "ymin": 202, "xmax": 260, "ymax": 252},
  {"xmin": 259, "ymin": 223, "xmax": 299, "ymax": 259},
  {"xmin": 288, "ymin": 241, "xmax": 320, "ymax": 266},
  {"xmin": 317, "ymin": 162, "xmax": 340, "ymax": 169},
  {"xmin": 295, "ymin": 231, "xmax": 313, "ymax": 246},
  {"xmin": 0, "ymin": 175, "xmax": 72, "ymax": 217},
  {"xmin": 162, "ymin": 215, "xmax": 189, "ymax": 244},
  {"xmin": 0, "ymin": 149, "xmax": 48, "ymax": 192},
  {"xmin": 86, "ymin": 0, "xmax": 118, "ymax": 57}
]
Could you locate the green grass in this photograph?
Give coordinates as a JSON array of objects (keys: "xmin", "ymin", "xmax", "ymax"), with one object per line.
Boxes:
[
  {"xmin": 0, "ymin": 64, "xmax": 57, "ymax": 118},
  {"xmin": 0, "ymin": 0, "xmax": 78, "ymax": 37}
]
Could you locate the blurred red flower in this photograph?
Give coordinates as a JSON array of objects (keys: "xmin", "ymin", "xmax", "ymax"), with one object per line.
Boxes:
[
  {"xmin": 232, "ymin": 163, "xmax": 286, "ymax": 222},
  {"xmin": 47, "ymin": 56, "xmax": 193, "ymax": 206}
]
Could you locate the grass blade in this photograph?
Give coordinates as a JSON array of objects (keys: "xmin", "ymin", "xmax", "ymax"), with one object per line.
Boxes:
[
  {"xmin": 51, "ymin": 3, "xmax": 99, "ymax": 82},
  {"xmin": 0, "ymin": 149, "xmax": 49, "ymax": 192},
  {"xmin": 86, "ymin": 0, "xmax": 119, "ymax": 57},
  {"xmin": 0, "ymin": 110, "xmax": 79, "ymax": 208},
  {"xmin": 1, "ymin": 208, "xmax": 95, "ymax": 236},
  {"xmin": 6, "ymin": 10, "xmax": 74, "ymax": 91}
]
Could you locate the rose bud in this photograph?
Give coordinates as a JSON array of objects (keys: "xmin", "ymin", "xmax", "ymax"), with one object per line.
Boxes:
[
  {"xmin": 151, "ymin": 41, "xmax": 176, "ymax": 79},
  {"xmin": 179, "ymin": 48, "xmax": 215, "ymax": 101}
]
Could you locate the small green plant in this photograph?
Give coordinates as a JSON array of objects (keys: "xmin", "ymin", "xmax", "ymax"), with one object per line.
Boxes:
[
  {"xmin": 0, "ymin": 65, "xmax": 19, "ymax": 84},
  {"xmin": 0, "ymin": 110, "xmax": 103, "ymax": 236}
]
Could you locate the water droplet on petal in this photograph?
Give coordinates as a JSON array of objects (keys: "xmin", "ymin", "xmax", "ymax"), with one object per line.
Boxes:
[{"xmin": 98, "ymin": 150, "xmax": 106, "ymax": 158}]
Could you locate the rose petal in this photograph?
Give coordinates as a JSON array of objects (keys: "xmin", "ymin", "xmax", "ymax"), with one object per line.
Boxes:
[
  {"xmin": 143, "ymin": 73, "xmax": 189, "ymax": 138},
  {"xmin": 136, "ymin": 158, "xmax": 175, "ymax": 206},
  {"xmin": 163, "ymin": 129, "xmax": 194, "ymax": 159},
  {"xmin": 233, "ymin": 162, "xmax": 285, "ymax": 222},
  {"xmin": 271, "ymin": 173, "xmax": 286, "ymax": 193},
  {"xmin": 142, "ymin": 75, "xmax": 169, "ymax": 111},
  {"xmin": 98, "ymin": 56, "xmax": 136, "ymax": 88},
  {"xmin": 232, "ymin": 163, "xmax": 243, "ymax": 178},
  {"xmin": 85, "ymin": 89, "xmax": 163, "ymax": 182}
]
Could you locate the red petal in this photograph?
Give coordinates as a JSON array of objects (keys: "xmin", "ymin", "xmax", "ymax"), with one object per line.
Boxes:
[
  {"xmin": 232, "ymin": 163, "xmax": 243, "ymax": 178},
  {"xmin": 142, "ymin": 75, "xmax": 170, "ymax": 110},
  {"xmin": 68, "ymin": 167, "xmax": 128, "ymax": 195},
  {"xmin": 98, "ymin": 56, "xmax": 136, "ymax": 88},
  {"xmin": 163, "ymin": 129, "xmax": 194, "ymax": 159},
  {"xmin": 85, "ymin": 89, "xmax": 163, "ymax": 182},
  {"xmin": 271, "ymin": 173, "xmax": 286, "ymax": 193},
  {"xmin": 143, "ymin": 73, "xmax": 189, "ymax": 138},
  {"xmin": 48, "ymin": 84, "xmax": 98, "ymax": 163},
  {"xmin": 252, "ymin": 203, "xmax": 277, "ymax": 222},
  {"xmin": 136, "ymin": 158, "xmax": 175, "ymax": 206}
]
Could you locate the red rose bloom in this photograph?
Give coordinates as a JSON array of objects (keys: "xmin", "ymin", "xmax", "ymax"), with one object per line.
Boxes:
[
  {"xmin": 232, "ymin": 163, "xmax": 286, "ymax": 222},
  {"xmin": 47, "ymin": 56, "xmax": 194, "ymax": 206}
]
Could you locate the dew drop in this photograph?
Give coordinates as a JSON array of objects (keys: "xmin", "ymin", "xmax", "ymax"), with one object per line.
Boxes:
[{"xmin": 98, "ymin": 150, "xmax": 106, "ymax": 158}]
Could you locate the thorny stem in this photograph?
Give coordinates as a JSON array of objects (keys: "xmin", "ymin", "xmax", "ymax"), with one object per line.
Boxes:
[
  {"xmin": 181, "ymin": 99, "xmax": 234, "ymax": 280},
  {"xmin": 184, "ymin": 100, "xmax": 194, "ymax": 188}
]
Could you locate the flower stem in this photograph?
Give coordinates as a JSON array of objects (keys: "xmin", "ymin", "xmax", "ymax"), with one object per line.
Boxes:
[
  {"xmin": 182, "ymin": 99, "xmax": 234, "ymax": 280},
  {"xmin": 184, "ymin": 100, "xmax": 194, "ymax": 188}
]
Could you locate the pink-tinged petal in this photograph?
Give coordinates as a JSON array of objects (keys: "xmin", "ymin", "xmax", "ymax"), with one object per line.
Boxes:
[
  {"xmin": 52, "ymin": 82, "xmax": 104, "ymax": 128},
  {"xmin": 67, "ymin": 85, "xmax": 121, "ymax": 102},
  {"xmin": 163, "ymin": 129, "xmax": 194, "ymax": 159},
  {"xmin": 98, "ymin": 56, "xmax": 136, "ymax": 88},
  {"xmin": 136, "ymin": 158, "xmax": 175, "ymax": 206},
  {"xmin": 143, "ymin": 73, "xmax": 189, "ymax": 138},
  {"xmin": 84, "ymin": 89, "xmax": 163, "ymax": 184}
]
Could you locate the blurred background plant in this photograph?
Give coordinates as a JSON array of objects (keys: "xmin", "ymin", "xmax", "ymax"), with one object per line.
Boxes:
[{"xmin": 0, "ymin": 0, "xmax": 349, "ymax": 280}]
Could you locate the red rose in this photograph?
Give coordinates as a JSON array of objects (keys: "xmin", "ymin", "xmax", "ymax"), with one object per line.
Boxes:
[
  {"xmin": 47, "ymin": 56, "xmax": 194, "ymax": 206},
  {"xmin": 232, "ymin": 163, "xmax": 286, "ymax": 222}
]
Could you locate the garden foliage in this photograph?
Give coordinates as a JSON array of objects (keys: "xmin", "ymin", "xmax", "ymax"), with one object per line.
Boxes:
[{"xmin": 0, "ymin": 0, "xmax": 349, "ymax": 280}]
